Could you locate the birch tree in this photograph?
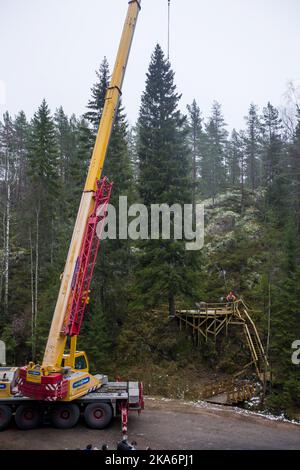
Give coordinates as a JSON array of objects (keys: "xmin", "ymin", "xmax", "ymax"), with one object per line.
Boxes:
[{"xmin": 0, "ymin": 113, "xmax": 15, "ymax": 316}]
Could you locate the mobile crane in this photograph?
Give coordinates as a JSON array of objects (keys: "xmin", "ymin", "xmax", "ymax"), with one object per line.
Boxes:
[{"xmin": 0, "ymin": 0, "xmax": 143, "ymax": 433}]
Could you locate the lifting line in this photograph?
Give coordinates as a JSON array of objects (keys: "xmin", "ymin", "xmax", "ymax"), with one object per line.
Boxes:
[{"xmin": 168, "ymin": 0, "xmax": 171, "ymax": 60}]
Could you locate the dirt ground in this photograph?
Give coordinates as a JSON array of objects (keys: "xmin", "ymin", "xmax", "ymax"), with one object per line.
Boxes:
[{"xmin": 0, "ymin": 397, "xmax": 299, "ymax": 450}]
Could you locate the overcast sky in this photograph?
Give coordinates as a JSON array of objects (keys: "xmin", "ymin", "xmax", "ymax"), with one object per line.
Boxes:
[{"xmin": 1, "ymin": 0, "xmax": 300, "ymax": 130}]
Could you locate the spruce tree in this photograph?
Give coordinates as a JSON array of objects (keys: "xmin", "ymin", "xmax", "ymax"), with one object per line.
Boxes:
[
  {"xmin": 83, "ymin": 56, "xmax": 133, "ymax": 201},
  {"xmin": 187, "ymin": 100, "xmax": 203, "ymax": 212},
  {"xmin": 136, "ymin": 44, "xmax": 197, "ymax": 317},
  {"xmin": 54, "ymin": 106, "xmax": 73, "ymax": 183},
  {"xmin": 83, "ymin": 57, "xmax": 134, "ymax": 346},
  {"xmin": 138, "ymin": 44, "xmax": 190, "ymax": 206},
  {"xmin": 266, "ymin": 224, "xmax": 300, "ymax": 413},
  {"xmin": 202, "ymin": 101, "xmax": 228, "ymax": 203},
  {"xmin": 14, "ymin": 111, "xmax": 30, "ymax": 202},
  {"xmin": 261, "ymin": 102, "xmax": 283, "ymax": 187},
  {"xmin": 291, "ymin": 108, "xmax": 300, "ymax": 233},
  {"xmin": 244, "ymin": 103, "xmax": 262, "ymax": 190},
  {"xmin": 227, "ymin": 129, "xmax": 242, "ymax": 188},
  {"xmin": 75, "ymin": 117, "xmax": 94, "ymax": 189},
  {"xmin": 261, "ymin": 102, "xmax": 287, "ymax": 221},
  {"xmin": 27, "ymin": 100, "xmax": 59, "ymax": 354},
  {"xmin": 28, "ymin": 99, "xmax": 59, "ymax": 264},
  {"xmin": 84, "ymin": 57, "xmax": 110, "ymax": 132},
  {"xmin": 28, "ymin": 99, "xmax": 58, "ymax": 195}
]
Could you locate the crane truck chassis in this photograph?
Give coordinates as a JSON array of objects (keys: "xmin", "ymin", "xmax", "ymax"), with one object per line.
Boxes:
[
  {"xmin": 0, "ymin": 0, "xmax": 144, "ymax": 435},
  {"xmin": 0, "ymin": 367, "xmax": 143, "ymax": 431}
]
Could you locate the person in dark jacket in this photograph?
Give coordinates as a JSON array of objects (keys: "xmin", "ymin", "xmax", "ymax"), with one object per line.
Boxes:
[{"xmin": 117, "ymin": 439, "xmax": 136, "ymax": 451}]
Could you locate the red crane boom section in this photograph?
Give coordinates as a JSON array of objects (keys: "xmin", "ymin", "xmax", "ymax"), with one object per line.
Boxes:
[{"xmin": 61, "ymin": 177, "xmax": 113, "ymax": 336}]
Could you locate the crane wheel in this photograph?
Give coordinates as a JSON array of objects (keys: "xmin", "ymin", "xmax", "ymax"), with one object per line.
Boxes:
[
  {"xmin": 84, "ymin": 403, "xmax": 113, "ymax": 429},
  {"xmin": 15, "ymin": 405, "xmax": 42, "ymax": 430},
  {"xmin": 50, "ymin": 404, "xmax": 80, "ymax": 429},
  {"xmin": 0, "ymin": 405, "xmax": 12, "ymax": 431}
]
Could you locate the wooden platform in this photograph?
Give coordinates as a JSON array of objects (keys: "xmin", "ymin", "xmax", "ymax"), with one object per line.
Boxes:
[{"xmin": 175, "ymin": 299, "xmax": 270, "ymax": 404}]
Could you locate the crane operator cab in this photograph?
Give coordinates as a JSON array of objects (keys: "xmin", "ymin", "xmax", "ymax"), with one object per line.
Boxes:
[{"xmin": 62, "ymin": 351, "xmax": 89, "ymax": 373}]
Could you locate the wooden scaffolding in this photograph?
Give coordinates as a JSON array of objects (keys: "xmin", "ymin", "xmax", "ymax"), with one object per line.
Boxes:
[{"xmin": 175, "ymin": 299, "xmax": 270, "ymax": 403}]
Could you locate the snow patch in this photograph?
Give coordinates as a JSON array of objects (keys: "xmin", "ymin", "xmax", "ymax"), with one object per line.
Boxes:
[{"xmin": 189, "ymin": 399, "xmax": 300, "ymax": 426}]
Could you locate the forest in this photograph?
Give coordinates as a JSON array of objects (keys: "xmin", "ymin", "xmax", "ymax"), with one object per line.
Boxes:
[{"xmin": 1, "ymin": 44, "xmax": 300, "ymax": 418}]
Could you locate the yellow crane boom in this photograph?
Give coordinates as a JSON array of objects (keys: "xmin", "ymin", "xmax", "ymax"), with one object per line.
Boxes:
[{"xmin": 42, "ymin": 0, "xmax": 141, "ymax": 371}]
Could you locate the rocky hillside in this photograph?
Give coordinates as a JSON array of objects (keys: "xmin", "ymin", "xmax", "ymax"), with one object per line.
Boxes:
[
  {"xmin": 113, "ymin": 191, "xmax": 267, "ymax": 396},
  {"xmin": 201, "ymin": 189, "xmax": 267, "ymax": 300}
]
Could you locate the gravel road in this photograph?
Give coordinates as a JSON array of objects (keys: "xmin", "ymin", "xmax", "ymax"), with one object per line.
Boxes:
[{"xmin": 0, "ymin": 397, "xmax": 299, "ymax": 450}]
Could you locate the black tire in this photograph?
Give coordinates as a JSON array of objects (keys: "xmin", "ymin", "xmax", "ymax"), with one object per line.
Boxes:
[
  {"xmin": 15, "ymin": 405, "xmax": 42, "ymax": 430},
  {"xmin": 84, "ymin": 403, "xmax": 113, "ymax": 429},
  {"xmin": 50, "ymin": 404, "xmax": 80, "ymax": 429},
  {"xmin": 0, "ymin": 405, "xmax": 12, "ymax": 431}
]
